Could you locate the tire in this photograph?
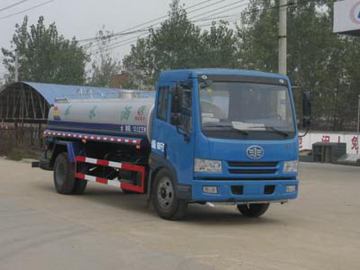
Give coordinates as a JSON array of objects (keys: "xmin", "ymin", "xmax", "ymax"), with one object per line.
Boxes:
[
  {"xmin": 54, "ymin": 153, "xmax": 87, "ymax": 194},
  {"xmin": 237, "ymin": 203, "xmax": 270, "ymax": 218},
  {"xmin": 151, "ymin": 169, "xmax": 187, "ymax": 220},
  {"xmin": 72, "ymin": 180, "xmax": 87, "ymax": 194}
]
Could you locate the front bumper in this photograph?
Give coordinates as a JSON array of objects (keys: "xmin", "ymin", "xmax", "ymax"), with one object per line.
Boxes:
[{"xmin": 191, "ymin": 179, "xmax": 298, "ymax": 202}]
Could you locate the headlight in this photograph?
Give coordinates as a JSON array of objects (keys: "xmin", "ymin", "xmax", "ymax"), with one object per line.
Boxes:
[
  {"xmin": 283, "ymin": 160, "xmax": 298, "ymax": 173},
  {"xmin": 194, "ymin": 159, "xmax": 222, "ymax": 173}
]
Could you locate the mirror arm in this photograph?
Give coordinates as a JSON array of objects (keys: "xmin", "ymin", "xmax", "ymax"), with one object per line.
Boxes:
[{"xmin": 298, "ymin": 128, "xmax": 309, "ymax": 138}]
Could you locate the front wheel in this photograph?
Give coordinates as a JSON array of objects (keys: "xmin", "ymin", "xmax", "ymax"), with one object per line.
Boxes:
[
  {"xmin": 237, "ymin": 203, "xmax": 270, "ymax": 218},
  {"xmin": 54, "ymin": 153, "xmax": 87, "ymax": 195},
  {"xmin": 152, "ymin": 169, "xmax": 187, "ymax": 220}
]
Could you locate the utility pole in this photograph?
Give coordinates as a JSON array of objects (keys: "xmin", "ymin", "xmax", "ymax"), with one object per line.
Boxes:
[
  {"xmin": 278, "ymin": 0, "xmax": 287, "ymax": 75},
  {"xmin": 15, "ymin": 50, "xmax": 19, "ymax": 82},
  {"xmin": 357, "ymin": 94, "xmax": 360, "ymax": 155}
]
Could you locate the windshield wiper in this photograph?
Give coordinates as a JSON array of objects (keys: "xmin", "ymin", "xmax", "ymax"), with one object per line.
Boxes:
[
  {"xmin": 232, "ymin": 128, "xmax": 248, "ymax": 135},
  {"xmin": 264, "ymin": 126, "xmax": 289, "ymax": 137},
  {"xmin": 203, "ymin": 124, "xmax": 248, "ymax": 135}
]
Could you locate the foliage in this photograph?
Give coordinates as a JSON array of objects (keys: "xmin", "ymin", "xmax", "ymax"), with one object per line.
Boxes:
[
  {"xmin": 2, "ymin": 1, "xmax": 359, "ymax": 131},
  {"xmin": 200, "ymin": 21, "xmax": 238, "ymax": 68},
  {"xmin": 1, "ymin": 16, "xmax": 88, "ymax": 85},
  {"xmin": 123, "ymin": 0, "xmax": 238, "ymax": 88},
  {"xmin": 237, "ymin": 0, "xmax": 278, "ymax": 71},
  {"xmin": 88, "ymin": 28, "xmax": 122, "ymax": 87},
  {"xmin": 238, "ymin": 0, "xmax": 360, "ymax": 131},
  {"xmin": 123, "ymin": 0, "xmax": 359, "ymax": 131}
]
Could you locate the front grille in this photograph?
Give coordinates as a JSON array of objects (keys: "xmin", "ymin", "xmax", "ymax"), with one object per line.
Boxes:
[
  {"xmin": 228, "ymin": 169, "xmax": 276, "ymax": 174},
  {"xmin": 227, "ymin": 161, "xmax": 279, "ymax": 175},
  {"xmin": 194, "ymin": 176, "xmax": 295, "ymax": 181},
  {"xmin": 228, "ymin": 161, "xmax": 278, "ymax": 167}
]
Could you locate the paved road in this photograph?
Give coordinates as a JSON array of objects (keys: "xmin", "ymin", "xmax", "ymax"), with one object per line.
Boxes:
[{"xmin": 0, "ymin": 158, "xmax": 359, "ymax": 270}]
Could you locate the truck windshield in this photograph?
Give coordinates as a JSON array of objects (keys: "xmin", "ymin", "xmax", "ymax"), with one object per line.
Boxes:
[{"xmin": 200, "ymin": 81, "xmax": 295, "ymax": 140}]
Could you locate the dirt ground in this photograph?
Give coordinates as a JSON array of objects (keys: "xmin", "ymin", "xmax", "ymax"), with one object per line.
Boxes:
[{"xmin": 0, "ymin": 158, "xmax": 359, "ymax": 270}]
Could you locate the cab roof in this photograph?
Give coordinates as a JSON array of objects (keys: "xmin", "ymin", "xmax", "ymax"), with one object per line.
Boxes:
[{"xmin": 159, "ymin": 68, "xmax": 288, "ymax": 83}]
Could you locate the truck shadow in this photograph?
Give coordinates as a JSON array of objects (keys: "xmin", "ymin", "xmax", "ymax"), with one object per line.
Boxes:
[
  {"xmin": 36, "ymin": 182, "xmax": 283, "ymax": 226},
  {"xmin": 185, "ymin": 207, "xmax": 280, "ymax": 225}
]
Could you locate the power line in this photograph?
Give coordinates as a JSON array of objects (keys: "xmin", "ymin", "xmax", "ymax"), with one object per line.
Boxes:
[
  {"xmin": 92, "ymin": 0, "xmax": 305, "ymax": 55},
  {"xmin": 85, "ymin": 0, "xmax": 240, "ymax": 52},
  {"xmin": 242, "ymin": 1, "xmax": 296, "ymax": 14},
  {"xmin": 115, "ymin": 0, "xmax": 219, "ymax": 34},
  {"xmin": 89, "ymin": 0, "xmax": 304, "ymax": 55},
  {"xmin": 189, "ymin": 0, "xmax": 248, "ymax": 21},
  {"xmin": 192, "ymin": 3, "xmax": 247, "ymax": 22},
  {"xmin": 192, "ymin": 13, "xmax": 239, "ymax": 22},
  {"xmin": 99, "ymin": 0, "xmax": 308, "ymax": 54},
  {"xmin": 79, "ymin": 0, "xmax": 229, "ymax": 45},
  {"xmin": 0, "ymin": 0, "xmax": 32, "ymax": 12},
  {"xmin": 92, "ymin": 1, "xmax": 249, "ymax": 54},
  {"xmin": 184, "ymin": 0, "xmax": 227, "ymax": 17},
  {"xmin": 96, "ymin": 18, "xmax": 234, "ymax": 54},
  {"xmin": 78, "ymin": 28, "xmax": 149, "ymax": 43},
  {"xmin": 0, "ymin": 0, "xmax": 54, "ymax": 20},
  {"xmin": 99, "ymin": 35, "xmax": 148, "ymax": 53}
]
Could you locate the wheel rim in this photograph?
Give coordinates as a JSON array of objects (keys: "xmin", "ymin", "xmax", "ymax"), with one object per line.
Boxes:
[
  {"xmin": 157, "ymin": 176, "xmax": 174, "ymax": 209},
  {"xmin": 55, "ymin": 161, "xmax": 66, "ymax": 186}
]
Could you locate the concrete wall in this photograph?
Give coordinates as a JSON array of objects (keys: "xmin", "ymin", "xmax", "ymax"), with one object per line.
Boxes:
[{"xmin": 299, "ymin": 131, "xmax": 360, "ymax": 156}]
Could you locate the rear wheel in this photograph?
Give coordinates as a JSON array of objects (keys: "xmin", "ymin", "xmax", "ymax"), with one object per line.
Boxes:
[
  {"xmin": 237, "ymin": 203, "xmax": 270, "ymax": 218},
  {"xmin": 152, "ymin": 169, "xmax": 187, "ymax": 220},
  {"xmin": 54, "ymin": 153, "xmax": 87, "ymax": 194},
  {"xmin": 72, "ymin": 180, "xmax": 87, "ymax": 194}
]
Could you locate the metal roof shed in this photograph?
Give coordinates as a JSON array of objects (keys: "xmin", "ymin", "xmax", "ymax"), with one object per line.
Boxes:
[{"xmin": 0, "ymin": 81, "xmax": 128, "ymax": 123}]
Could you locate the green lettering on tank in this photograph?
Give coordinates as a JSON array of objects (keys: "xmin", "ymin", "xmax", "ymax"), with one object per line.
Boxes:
[
  {"xmin": 138, "ymin": 105, "xmax": 147, "ymax": 115},
  {"xmin": 64, "ymin": 105, "xmax": 72, "ymax": 117},
  {"xmin": 120, "ymin": 106, "xmax": 132, "ymax": 121},
  {"xmin": 89, "ymin": 106, "xmax": 97, "ymax": 119}
]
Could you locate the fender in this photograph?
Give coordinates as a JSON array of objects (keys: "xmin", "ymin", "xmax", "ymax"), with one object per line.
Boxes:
[
  {"xmin": 148, "ymin": 153, "xmax": 192, "ymax": 200},
  {"xmin": 52, "ymin": 140, "xmax": 81, "ymax": 163}
]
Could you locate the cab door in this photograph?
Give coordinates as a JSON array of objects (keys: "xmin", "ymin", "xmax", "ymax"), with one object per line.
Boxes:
[{"xmin": 151, "ymin": 82, "xmax": 195, "ymax": 186}]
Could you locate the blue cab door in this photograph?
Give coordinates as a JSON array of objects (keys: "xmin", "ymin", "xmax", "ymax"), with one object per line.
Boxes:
[{"xmin": 151, "ymin": 82, "xmax": 194, "ymax": 186}]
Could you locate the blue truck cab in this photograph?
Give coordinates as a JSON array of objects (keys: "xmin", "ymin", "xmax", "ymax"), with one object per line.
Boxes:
[{"xmin": 149, "ymin": 69, "xmax": 298, "ymax": 218}]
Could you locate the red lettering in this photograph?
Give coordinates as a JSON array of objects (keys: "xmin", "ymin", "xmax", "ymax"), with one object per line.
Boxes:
[
  {"xmin": 321, "ymin": 135, "xmax": 330, "ymax": 143},
  {"xmin": 351, "ymin": 136, "xmax": 359, "ymax": 154}
]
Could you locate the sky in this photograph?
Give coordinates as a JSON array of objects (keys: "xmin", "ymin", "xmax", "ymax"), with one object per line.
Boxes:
[{"xmin": 0, "ymin": 0, "xmax": 246, "ymax": 78}]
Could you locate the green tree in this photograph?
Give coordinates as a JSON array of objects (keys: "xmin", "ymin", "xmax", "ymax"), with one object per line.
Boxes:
[
  {"xmin": 88, "ymin": 28, "xmax": 121, "ymax": 87},
  {"xmin": 123, "ymin": 0, "xmax": 203, "ymax": 87},
  {"xmin": 200, "ymin": 21, "xmax": 238, "ymax": 68},
  {"xmin": 123, "ymin": 0, "xmax": 239, "ymax": 88},
  {"xmin": 122, "ymin": 37, "xmax": 155, "ymax": 89},
  {"xmin": 2, "ymin": 16, "xmax": 88, "ymax": 84},
  {"xmin": 237, "ymin": 0, "xmax": 278, "ymax": 71},
  {"xmin": 238, "ymin": 0, "xmax": 360, "ymax": 131}
]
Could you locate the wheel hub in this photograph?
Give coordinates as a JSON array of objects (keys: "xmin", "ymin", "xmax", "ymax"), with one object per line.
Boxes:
[
  {"xmin": 157, "ymin": 177, "xmax": 174, "ymax": 209},
  {"xmin": 160, "ymin": 188, "xmax": 167, "ymax": 199}
]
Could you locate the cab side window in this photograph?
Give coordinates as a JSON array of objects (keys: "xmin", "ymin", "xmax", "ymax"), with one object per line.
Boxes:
[
  {"xmin": 170, "ymin": 84, "xmax": 192, "ymax": 131},
  {"xmin": 157, "ymin": 86, "xmax": 169, "ymax": 121}
]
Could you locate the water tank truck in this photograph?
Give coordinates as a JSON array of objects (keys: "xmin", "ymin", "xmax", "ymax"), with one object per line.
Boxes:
[{"xmin": 36, "ymin": 69, "xmax": 305, "ymax": 220}]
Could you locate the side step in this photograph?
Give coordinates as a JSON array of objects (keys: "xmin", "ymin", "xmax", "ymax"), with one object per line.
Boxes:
[{"xmin": 75, "ymin": 156, "xmax": 146, "ymax": 193}]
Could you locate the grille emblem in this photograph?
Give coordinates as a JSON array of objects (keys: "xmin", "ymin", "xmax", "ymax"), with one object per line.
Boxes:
[{"xmin": 246, "ymin": 145, "xmax": 264, "ymax": 160}]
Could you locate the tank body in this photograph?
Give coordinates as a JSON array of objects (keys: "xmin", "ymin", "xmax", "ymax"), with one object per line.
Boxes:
[{"xmin": 48, "ymin": 93, "xmax": 155, "ymax": 140}]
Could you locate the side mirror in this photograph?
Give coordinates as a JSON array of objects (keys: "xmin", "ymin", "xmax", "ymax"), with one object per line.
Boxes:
[
  {"xmin": 302, "ymin": 91, "xmax": 312, "ymax": 128},
  {"xmin": 199, "ymin": 80, "xmax": 213, "ymax": 89},
  {"xmin": 180, "ymin": 79, "xmax": 193, "ymax": 90}
]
